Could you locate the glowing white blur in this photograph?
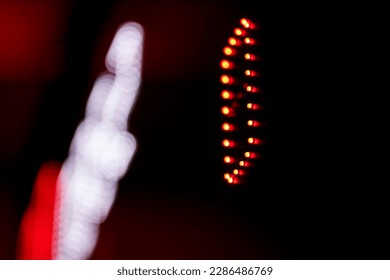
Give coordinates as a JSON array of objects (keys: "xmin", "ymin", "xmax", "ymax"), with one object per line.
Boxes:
[{"xmin": 53, "ymin": 22, "xmax": 144, "ymax": 260}]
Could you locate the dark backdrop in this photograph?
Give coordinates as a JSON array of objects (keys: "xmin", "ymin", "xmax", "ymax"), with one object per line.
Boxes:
[{"xmin": 0, "ymin": 0, "xmax": 385, "ymax": 260}]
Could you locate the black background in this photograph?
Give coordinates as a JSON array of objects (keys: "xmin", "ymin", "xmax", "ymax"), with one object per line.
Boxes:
[{"xmin": 0, "ymin": 0, "xmax": 386, "ymax": 259}]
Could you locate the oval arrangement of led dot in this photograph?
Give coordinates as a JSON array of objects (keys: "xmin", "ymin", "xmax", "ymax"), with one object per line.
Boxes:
[{"xmin": 219, "ymin": 18, "xmax": 265, "ymax": 185}]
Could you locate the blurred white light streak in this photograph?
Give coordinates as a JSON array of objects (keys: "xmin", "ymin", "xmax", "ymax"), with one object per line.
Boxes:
[{"xmin": 53, "ymin": 22, "xmax": 144, "ymax": 260}]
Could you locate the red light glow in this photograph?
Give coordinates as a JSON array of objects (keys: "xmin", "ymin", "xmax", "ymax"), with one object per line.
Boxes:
[
  {"xmin": 247, "ymin": 120, "xmax": 261, "ymax": 127},
  {"xmin": 221, "ymin": 106, "xmax": 233, "ymax": 115},
  {"xmin": 244, "ymin": 53, "xmax": 256, "ymax": 60},
  {"xmin": 240, "ymin": 18, "xmax": 250, "ymax": 28},
  {"xmin": 234, "ymin": 28, "xmax": 246, "ymax": 36},
  {"xmin": 223, "ymin": 46, "xmax": 235, "ymax": 56},
  {"xmin": 239, "ymin": 160, "xmax": 250, "ymax": 167},
  {"xmin": 220, "ymin": 75, "xmax": 233, "ymax": 84},
  {"xmin": 240, "ymin": 18, "xmax": 255, "ymax": 29},
  {"xmin": 244, "ymin": 37, "xmax": 256, "ymax": 45},
  {"xmin": 220, "ymin": 59, "xmax": 233, "ymax": 69},
  {"xmin": 245, "ymin": 70, "xmax": 257, "ymax": 77},
  {"xmin": 0, "ymin": 2, "xmax": 69, "ymax": 81},
  {"xmin": 221, "ymin": 90, "xmax": 233, "ymax": 99},
  {"xmin": 233, "ymin": 169, "xmax": 245, "ymax": 176},
  {"xmin": 228, "ymin": 37, "xmax": 240, "ymax": 46},
  {"xmin": 227, "ymin": 177, "xmax": 238, "ymax": 184},
  {"xmin": 248, "ymin": 137, "xmax": 262, "ymax": 145},
  {"xmin": 222, "ymin": 139, "xmax": 235, "ymax": 147},
  {"xmin": 244, "ymin": 151, "xmax": 256, "ymax": 159},
  {"xmin": 246, "ymin": 103, "xmax": 261, "ymax": 110},
  {"xmin": 222, "ymin": 122, "xmax": 233, "ymax": 131},
  {"xmin": 224, "ymin": 156, "xmax": 234, "ymax": 163},
  {"xmin": 245, "ymin": 85, "xmax": 260, "ymax": 93},
  {"xmin": 17, "ymin": 161, "xmax": 62, "ymax": 260}
]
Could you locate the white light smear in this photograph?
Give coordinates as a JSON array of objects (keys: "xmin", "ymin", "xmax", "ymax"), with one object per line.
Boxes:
[{"xmin": 53, "ymin": 22, "xmax": 144, "ymax": 260}]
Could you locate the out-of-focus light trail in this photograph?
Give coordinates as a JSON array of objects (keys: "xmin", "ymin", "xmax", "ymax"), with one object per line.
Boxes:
[{"xmin": 52, "ymin": 22, "xmax": 144, "ymax": 260}]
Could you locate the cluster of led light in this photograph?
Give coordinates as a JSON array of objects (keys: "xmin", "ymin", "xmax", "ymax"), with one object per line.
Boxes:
[{"xmin": 220, "ymin": 18, "xmax": 263, "ymax": 185}]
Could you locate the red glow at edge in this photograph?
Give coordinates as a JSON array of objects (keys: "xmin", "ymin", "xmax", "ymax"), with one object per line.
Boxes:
[{"xmin": 17, "ymin": 161, "xmax": 62, "ymax": 260}]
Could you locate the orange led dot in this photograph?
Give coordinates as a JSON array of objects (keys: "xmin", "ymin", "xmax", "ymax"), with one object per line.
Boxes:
[
  {"xmin": 222, "ymin": 123, "xmax": 233, "ymax": 131},
  {"xmin": 222, "ymin": 139, "xmax": 231, "ymax": 147},
  {"xmin": 234, "ymin": 28, "xmax": 245, "ymax": 36},
  {"xmin": 228, "ymin": 37, "xmax": 240, "ymax": 46},
  {"xmin": 227, "ymin": 177, "xmax": 234, "ymax": 183},
  {"xmin": 220, "ymin": 59, "xmax": 232, "ymax": 69},
  {"xmin": 233, "ymin": 169, "xmax": 245, "ymax": 176},
  {"xmin": 245, "ymin": 85, "xmax": 260, "ymax": 92},
  {"xmin": 241, "ymin": 18, "xmax": 256, "ymax": 29},
  {"xmin": 224, "ymin": 173, "xmax": 231, "ymax": 180},
  {"xmin": 223, "ymin": 46, "xmax": 234, "ymax": 56},
  {"xmin": 224, "ymin": 156, "xmax": 233, "ymax": 163},
  {"xmin": 239, "ymin": 160, "xmax": 248, "ymax": 167},
  {"xmin": 245, "ymin": 70, "xmax": 256, "ymax": 76},
  {"xmin": 221, "ymin": 106, "xmax": 230, "ymax": 115},
  {"xmin": 240, "ymin": 18, "xmax": 250, "ymax": 28},
  {"xmin": 244, "ymin": 53, "xmax": 256, "ymax": 60},
  {"xmin": 221, "ymin": 90, "xmax": 232, "ymax": 99},
  {"xmin": 244, "ymin": 37, "xmax": 255, "ymax": 45},
  {"xmin": 244, "ymin": 152, "xmax": 256, "ymax": 158},
  {"xmin": 248, "ymin": 138, "xmax": 262, "ymax": 144},
  {"xmin": 247, "ymin": 120, "xmax": 260, "ymax": 127},
  {"xmin": 247, "ymin": 103, "xmax": 260, "ymax": 110},
  {"xmin": 234, "ymin": 28, "xmax": 242, "ymax": 35},
  {"xmin": 220, "ymin": 75, "xmax": 233, "ymax": 84}
]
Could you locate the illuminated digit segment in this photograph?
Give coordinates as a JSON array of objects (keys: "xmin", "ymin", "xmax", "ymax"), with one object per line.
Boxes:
[{"xmin": 219, "ymin": 17, "xmax": 265, "ymax": 185}]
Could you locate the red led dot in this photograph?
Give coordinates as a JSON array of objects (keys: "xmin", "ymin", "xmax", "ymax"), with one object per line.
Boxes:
[
  {"xmin": 245, "ymin": 70, "xmax": 257, "ymax": 77},
  {"xmin": 248, "ymin": 137, "xmax": 262, "ymax": 144},
  {"xmin": 244, "ymin": 37, "xmax": 255, "ymax": 45},
  {"xmin": 221, "ymin": 106, "xmax": 230, "ymax": 115},
  {"xmin": 223, "ymin": 46, "xmax": 235, "ymax": 56},
  {"xmin": 240, "ymin": 18, "xmax": 250, "ymax": 28},
  {"xmin": 221, "ymin": 90, "xmax": 233, "ymax": 99},
  {"xmin": 247, "ymin": 120, "xmax": 261, "ymax": 127},
  {"xmin": 222, "ymin": 123, "xmax": 233, "ymax": 131},
  {"xmin": 247, "ymin": 103, "xmax": 261, "ymax": 110},
  {"xmin": 223, "ymin": 139, "xmax": 235, "ymax": 147},
  {"xmin": 239, "ymin": 160, "xmax": 250, "ymax": 167},
  {"xmin": 234, "ymin": 28, "xmax": 245, "ymax": 36},
  {"xmin": 220, "ymin": 75, "xmax": 233, "ymax": 84},
  {"xmin": 222, "ymin": 139, "xmax": 232, "ymax": 147},
  {"xmin": 228, "ymin": 37, "xmax": 241, "ymax": 46},
  {"xmin": 245, "ymin": 85, "xmax": 260, "ymax": 92},
  {"xmin": 224, "ymin": 156, "xmax": 234, "ymax": 163},
  {"xmin": 244, "ymin": 152, "xmax": 256, "ymax": 159},
  {"xmin": 244, "ymin": 53, "xmax": 256, "ymax": 60},
  {"xmin": 220, "ymin": 59, "xmax": 233, "ymax": 69},
  {"xmin": 233, "ymin": 169, "xmax": 245, "ymax": 176}
]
